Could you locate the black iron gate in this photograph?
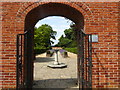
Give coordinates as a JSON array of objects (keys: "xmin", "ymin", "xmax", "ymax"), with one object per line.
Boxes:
[
  {"xmin": 16, "ymin": 31, "xmax": 28, "ymax": 89},
  {"xmin": 16, "ymin": 29, "xmax": 92, "ymax": 89},
  {"xmin": 77, "ymin": 30, "xmax": 92, "ymax": 89}
]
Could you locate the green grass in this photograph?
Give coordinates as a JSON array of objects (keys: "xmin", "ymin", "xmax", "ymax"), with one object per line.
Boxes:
[{"xmin": 64, "ymin": 47, "xmax": 77, "ymax": 54}]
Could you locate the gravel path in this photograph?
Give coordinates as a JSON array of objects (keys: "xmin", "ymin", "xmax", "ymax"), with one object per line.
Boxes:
[{"xmin": 33, "ymin": 51, "xmax": 78, "ymax": 89}]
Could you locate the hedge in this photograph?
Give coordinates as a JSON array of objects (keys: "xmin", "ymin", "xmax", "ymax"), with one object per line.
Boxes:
[{"xmin": 64, "ymin": 47, "xmax": 77, "ymax": 54}]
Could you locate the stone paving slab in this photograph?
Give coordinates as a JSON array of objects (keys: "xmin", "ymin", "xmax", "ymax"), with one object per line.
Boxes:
[{"xmin": 33, "ymin": 51, "xmax": 78, "ymax": 89}]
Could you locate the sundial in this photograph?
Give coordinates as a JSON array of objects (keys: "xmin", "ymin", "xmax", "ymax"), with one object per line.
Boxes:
[{"xmin": 47, "ymin": 47, "xmax": 67, "ymax": 68}]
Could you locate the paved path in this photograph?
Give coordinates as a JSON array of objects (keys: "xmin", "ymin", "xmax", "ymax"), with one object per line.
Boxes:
[{"xmin": 33, "ymin": 51, "xmax": 78, "ymax": 89}]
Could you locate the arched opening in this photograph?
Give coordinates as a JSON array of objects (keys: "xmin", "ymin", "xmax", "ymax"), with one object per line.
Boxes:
[
  {"xmin": 33, "ymin": 16, "xmax": 78, "ymax": 88},
  {"xmin": 23, "ymin": 2, "xmax": 84, "ymax": 88}
]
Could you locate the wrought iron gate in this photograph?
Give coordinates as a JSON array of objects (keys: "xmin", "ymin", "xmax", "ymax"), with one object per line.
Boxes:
[
  {"xmin": 16, "ymin": 29, "xmax": 92, "ymax": 89},
  {"xmin": 16, "ymin": 31, "xmax": 28, "ymax": 89},
  {"xmin": 78, "ymin": 30, "xmax": 92, "ymax": 89}
]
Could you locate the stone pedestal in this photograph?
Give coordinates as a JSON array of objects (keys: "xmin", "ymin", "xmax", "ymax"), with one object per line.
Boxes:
[{"xmin": 54, "ymin": 50, "xmax": 59, "ymax": 65}]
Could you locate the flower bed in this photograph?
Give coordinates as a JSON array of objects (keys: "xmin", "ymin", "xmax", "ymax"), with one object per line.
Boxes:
[{"xmin": 59, "ymin": 49, "xmax": 68, "ymax": 58}]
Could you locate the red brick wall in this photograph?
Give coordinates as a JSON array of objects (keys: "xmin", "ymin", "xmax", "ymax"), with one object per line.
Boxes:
[
  {"xmin": 85, "ymin": 2, "xmax": 120, "ymax": 88},
  {"xmin": 0, "ymin": 2, "xmax": 119, "ymax": 89}
]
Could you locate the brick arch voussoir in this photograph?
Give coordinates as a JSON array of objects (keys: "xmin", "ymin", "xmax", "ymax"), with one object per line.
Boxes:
[{"xmin": 16, "ymin": 2, "xmax": 94, "ymax": 22}]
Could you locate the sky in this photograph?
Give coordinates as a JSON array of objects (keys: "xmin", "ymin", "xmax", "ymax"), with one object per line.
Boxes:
[{"xmin": 35, "ymin": 16, "xmax": 73, "ymax": 46}]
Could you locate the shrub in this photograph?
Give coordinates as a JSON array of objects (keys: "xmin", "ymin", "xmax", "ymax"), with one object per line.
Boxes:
[
  {"xmin": 34, "ymin": 46, "xmax": 50, "ymax": 54},
  {"xmin": 64, "ymin": 47, "xmax": 77, "ymax": 54},
  {"xmin": 63, "ymin": 51, "xmax": 68, "ymax": 58},
  {"xmin": 46, "ymin": 50, "xmax": 54, "ymax": 57}
]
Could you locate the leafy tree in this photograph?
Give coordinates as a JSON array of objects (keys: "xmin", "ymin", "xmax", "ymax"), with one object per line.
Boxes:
[
  {"xmin": 64, "ymin": 28, "xmax": 74, "ymax": 40},
  {"xmin": 57, "ymin": 24, "xmax": 77, "ymax": 48},
  {"xmin": 34, "ymin": 24, "xmax": 57, "ymax": 54},
  {"xmin": 58, "ymin": 35, "xmax": 72, "ymax": 47}
]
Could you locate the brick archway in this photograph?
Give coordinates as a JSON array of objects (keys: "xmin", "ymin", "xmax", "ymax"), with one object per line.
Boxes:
[
  {"xmin": 23, "ymin": 2, "xmax": 86, "ymax": 88},
  {"xmin": 16, "ymin": 2, "xmax": 93, "ymax": 21},
  {"xmin": 1, "ymin": 2, "xmax": 120, "ymax": 89},
  {"xmin": 14, "ymin": 2, "xmax": 95, "ymax": 37}
]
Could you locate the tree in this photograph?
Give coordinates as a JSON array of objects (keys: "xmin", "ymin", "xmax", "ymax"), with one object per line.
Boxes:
[
  {"xmin": 57, "ymin": 24, "xmax": 77, "ymax": 48},
  {"xmin": 57, "ymin": 35, "xmax": 72, "ymax": 47},
  {"xmin": 64, "ymin": 28, "xmax": 74, "ymax": 40},
  {"xmin": 34, "ymin": 24, "xmax": 57, "ymax": 54}
]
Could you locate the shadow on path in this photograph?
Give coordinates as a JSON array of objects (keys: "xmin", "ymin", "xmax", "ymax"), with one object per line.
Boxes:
[
  {"xmin": 34, "ymin": 57, "xmax": 55, "ymax": 63},
  {"xmin": 33, "ymin": 78, "xmax": 78, "ymax": 88}
]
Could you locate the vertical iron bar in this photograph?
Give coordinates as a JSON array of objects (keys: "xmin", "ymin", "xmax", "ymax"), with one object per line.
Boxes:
[
  {"xmin": 24, "ymin": 32, "xmax": 27, "ymax": 88},
  {"xmin": 16, "ymin": 35, "xmax": 19, "ymax": 90},
  {"xmin": 77, "ymin": 29, "xmax": 80, "ymax": 89},
  {"xmin": 21, "ymin": 35, "xmax": 23, "ymax": 86},
  {"xmin": 77, "ymin": 30, "xmax": 81, "ymax": 90},
  {"xmin": 85, "ymin": 35, "xmax": 87, "ymax": 88},
  {"xmin": 87, "ymin": 35, "xmax": 90, "ymax": 88},
  {"xmin": 82, "ymin": 33, "xmax": 85, "ymax": 88},
  {"xmin": 87, "ymin": 34, "xmax": 92, "ymax": 88},
  {"xmin": 79, "ymin": 30, "xmax": 83, "ymax": 89},
  {"xmin": 89, "ymin": 34, "xmax": 92, "ymax": 88}
]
